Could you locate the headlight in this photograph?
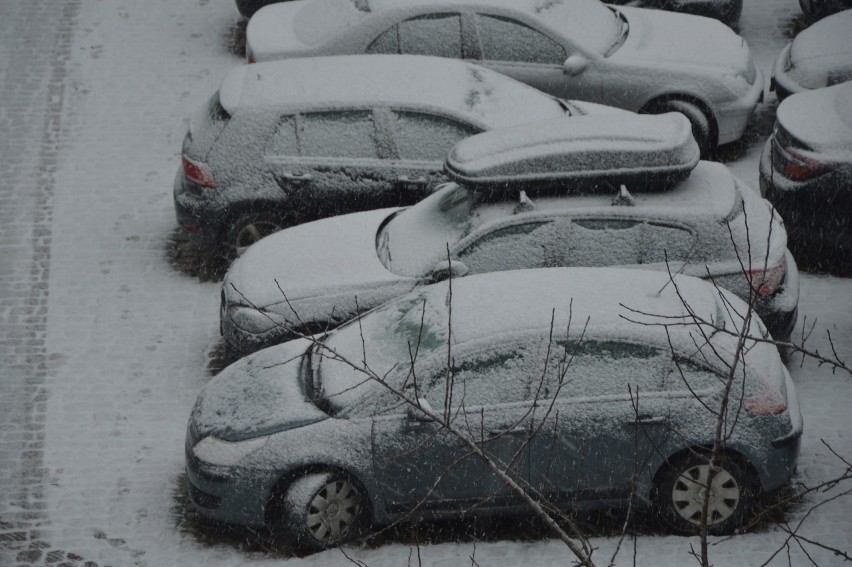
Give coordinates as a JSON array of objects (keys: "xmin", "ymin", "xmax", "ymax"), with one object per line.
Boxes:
[
  {"xmin": 193, "ymin": 435, "xmax": 269, "ymax": 466},
  {"xmin": 227, "ymin": 305, "xmax": 286, "ymax": 334}
]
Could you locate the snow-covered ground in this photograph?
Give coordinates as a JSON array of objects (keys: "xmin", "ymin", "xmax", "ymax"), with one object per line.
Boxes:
[{"xmin": 0, "ymin": 0, "xmax": 849, "ymax": 566}]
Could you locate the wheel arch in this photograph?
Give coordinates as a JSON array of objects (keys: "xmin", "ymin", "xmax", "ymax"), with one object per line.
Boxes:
[
  {"xmin": 639, "ymin": 93, "xmax": 719, "ymax": 149},
  {"xmin": 650, "ymin": 444, "xmax": 762, "ymax": 500}
]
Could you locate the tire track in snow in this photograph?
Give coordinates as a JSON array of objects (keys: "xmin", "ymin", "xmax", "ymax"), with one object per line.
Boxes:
[{"xmin": 0, "ymin": 1, "xmax": 83, "ymax": 565}]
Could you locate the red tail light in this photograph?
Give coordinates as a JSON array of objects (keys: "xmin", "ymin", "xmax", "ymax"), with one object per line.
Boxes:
[
  {"xmin": 182, "ymin": 154, "xmax": 216, "ymax": 188},
  {"xmin": 746, "ymin": 259, "xmax": 786, "ymax": 297},
  {"xmin": 247, "ymin": 51, "xmax": 256, "ymax": 64},
  {"xmin": 746, "ymin": 394, "xmax": 787, "ymax": 416},
  {"xmin": 782, "ymin": 147, "xmax": 835, "ymax": 181}
]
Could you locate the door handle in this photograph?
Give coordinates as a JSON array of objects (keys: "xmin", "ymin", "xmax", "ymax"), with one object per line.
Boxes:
[
  {"xmin": 275, "ymin": 172, "xmax": 313, "ymax": 186},
  {"xmin": 396, "ymin": 175, "xmax": 429, "ymax": 184},
  {"xmin": 625, "ymin": 416, "xmax": 666, "ymax": 426}
]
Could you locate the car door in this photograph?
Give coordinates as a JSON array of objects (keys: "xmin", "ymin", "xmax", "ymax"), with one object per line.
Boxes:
[
  {"xmin": 379, "ymin": 108, "xmax": 482, "ymax": 200},
  {"xmin": 527, "ymin": 340, "xmax": 673, "ymax": 503},
  {"xmin": 469, "ymin": 13, "xmax": 601, "ymax": 101},
  {"xmin": 262, "ymin": 110, "xmax": 400, "ymax": 217},
  {"xmin": 370, "ymin": 338, "xmax": 543, "ymax": 514}
]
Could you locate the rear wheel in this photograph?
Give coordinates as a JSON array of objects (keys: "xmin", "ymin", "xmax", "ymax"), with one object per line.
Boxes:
[
  {"xmin": 272, "ymin": 472, "xmax": 368, "ymax": 551},
  {"xmin": 642, "ymin": 99, "xmax": 714, "ymax": 156},
  {"xmin": 655, "ymin": 452, "xmax": 756, "ymax": 535},
  {"xmin": 221, "ymin": 212, "xmax": 286, "ymax": 258}
]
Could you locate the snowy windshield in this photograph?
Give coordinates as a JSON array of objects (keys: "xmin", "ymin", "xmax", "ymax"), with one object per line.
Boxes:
[
  {"xmin": 312, "ymin": 287, "xmax": 450, "ymax": 414},
  {"xmin": 377, "ymin": 183, "xmax": 476, "ymax": 277},
  {"xmin": 533, "ymin": 0, "xmax": 622, "ymax": 56}
]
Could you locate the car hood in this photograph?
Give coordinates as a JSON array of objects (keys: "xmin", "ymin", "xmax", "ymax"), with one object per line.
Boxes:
[
  {"xmin": 613, "ymin": 7, "xmax": 751, "ymax": 76},
  {"xmin": 224, "ymin": 207, "xmax": 415, "ymax": 309},
  {"xmin": 777, "ymin": 82, "xmax": 852, "ymax": 153},
  {"xmin": 190, "ymin": 339, "xmax": 325, "ymax": 442}
]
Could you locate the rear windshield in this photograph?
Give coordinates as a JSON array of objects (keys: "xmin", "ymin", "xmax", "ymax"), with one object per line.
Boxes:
[
  {"xmin": 186, "ymin": 92, "xmax": 231, "ymax": 157},
  {"xmin": 294, "ymin": 0, "xmax": 371, "ymax": 46}
]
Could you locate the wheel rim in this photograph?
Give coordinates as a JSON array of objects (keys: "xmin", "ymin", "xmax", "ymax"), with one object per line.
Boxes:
[
  {"xmin": 671, "ymin": 464, "xmax": 741, "ymax": 526},
  {"xmin": 305, "ymin": 479, "xmax": 361, "ymax": 543},
  {"xmin": 234, "ymin": 220, "xmax": 281, "ymax": 256}
]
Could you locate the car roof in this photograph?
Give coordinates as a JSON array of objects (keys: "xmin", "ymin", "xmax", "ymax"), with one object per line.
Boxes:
[
  {"xmin": 414, "ymin": 267, "xmax": 732, "ymax": 349},
  {"xmin": 218, "ymin": 55, "xmax": 565, "ymax": 129}
]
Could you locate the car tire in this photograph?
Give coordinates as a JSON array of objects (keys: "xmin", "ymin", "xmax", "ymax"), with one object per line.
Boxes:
[
  {"xmin": 642, "ymin": 99, "xmax": 714, "ymax": 156},
  {"xmin": 655, "ymin": 451, "xmax": 756, "ymax": 535},
  {"xmin": 221, "ymin": 212, "xmax": 286, "ymax": 258},
  {"xmin": 274, "ymin": 472, "xmax": 367, "ymax": 551}
]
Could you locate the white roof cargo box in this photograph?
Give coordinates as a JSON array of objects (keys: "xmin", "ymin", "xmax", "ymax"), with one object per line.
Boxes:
[{"xmin": 444, "ymin": 113, "xmax": 700, "ymax": 190}]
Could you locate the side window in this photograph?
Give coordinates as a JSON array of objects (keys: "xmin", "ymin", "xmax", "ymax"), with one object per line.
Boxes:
[
  {"xmin": 267, "ymin": 115, "xmax": 298, "ymax": 156},
  {"xmin": 366, "ymin": 26, "xmax": 399, "ymax": 54},
  {"xmin": 298, "ymin": 111, "xmax": 379, "ymax": 159},
  {"xmin": 392, "ymin": 111, "xmax": 480, "ymax": 161},
  {"xmin": 418, "ymin": 341, "xmax": 545, "ymax": 408},
  {"xmin": 400, "ymin": 14, "xmax": 463, "ymax": 58},
  {"xmin": 544, "ymin": 341, "xmax": 669, "ymax": 399},
  {"xmin": 568, "ymin": 219, "xmax": 643, "ymax": 267},
  {"xmin": 476, "ymin": 15, "xmax": 566, "ymax": 64},
  {"xmin": 641, "ymin": 223, "xmax": 696, "ymax": 264},
  {"xmin": 458, "ymin": 219, "xmax": 570, "ymax": 274}
]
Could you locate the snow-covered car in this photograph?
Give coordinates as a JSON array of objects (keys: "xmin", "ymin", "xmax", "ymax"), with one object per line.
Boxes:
[
  {"xmin": 190, "ymin": 267, "xmax": 803, "ymax": 550},
  {"xmin": 770, "ymin": 9, "xmax": 852, "ymax": 101},
  {"xmin": 759, "ymin": 82, "xmax": 852, "ymax": 271},
  {"xmin": 174, "ymin": 55, "xmax": 618, "ymax": 257},
  {"xmin": 221, "ymin": 114, "xmax": 799, "ymax": 357},
  {"xmin": 798, "ymin": 0, "xmax": 852, "ymax": 21},
  {"xmin": 607, "ymin": 0, "xmax": 742, "ymax": 25},
  {"xmin": 245, "ymin": 0, "xmax": 764, "ymax": 154}
]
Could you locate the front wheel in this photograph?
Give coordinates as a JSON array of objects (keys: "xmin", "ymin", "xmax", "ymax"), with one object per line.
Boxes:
[
  {"xmin": 273, "ymin": 472, "xmax": 368, "ymax": 551},
  {"xmin": 655, "ymin": 452, "xmax": 756, "ymax": 535}
]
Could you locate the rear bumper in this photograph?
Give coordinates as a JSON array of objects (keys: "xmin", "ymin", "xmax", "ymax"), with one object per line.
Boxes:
[{"xmin": 173, "ymin": 167, "xmax": 223, "ymax": 248}]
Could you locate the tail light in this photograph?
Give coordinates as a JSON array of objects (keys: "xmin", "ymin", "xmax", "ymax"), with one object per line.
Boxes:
[
  {"xmin": 746, "ymin": 392, "xmax": 787, "ymax": 416},
  {"xmin": 745, "ymin": 258, "xmax": 786, "ymax": 297},
  {"xmin": 182, "ymin": 154, "xmax": 216, "ymax": 188},
  {"xmin": 781, "ymin": 147, "xmax": 835, "ymax": 181}
]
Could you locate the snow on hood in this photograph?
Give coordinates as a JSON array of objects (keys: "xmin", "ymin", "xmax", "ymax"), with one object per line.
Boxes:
[
  {"xmin": 225, "ymin": 207, "xmax": 413, "ymax": 308},
  {"xmin": 789, "ymin": 10, "xmax": 852, "ymax": 88},
  {"xmin": 613, "ymin": 7, "xmax": 751, "ymax": 75},
  {"xmin": 190, "ymin": 339, "xmax": 325, "ymax": 442},
  {"xmin": 776, "ymin": 82, "xmax": 852, "ymax": 153}
]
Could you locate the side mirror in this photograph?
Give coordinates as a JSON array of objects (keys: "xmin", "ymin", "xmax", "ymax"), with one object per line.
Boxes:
[
  {"xmin": 429, "ymin": 259, "xmax": 469, "ymax": 282},
  {"xmin": 407, "ymin": 398, "xmax": 435, "ymax": 422},
  {"xmin": 562, "ymin": 55, "xmax": 588, "ymax": 76}
]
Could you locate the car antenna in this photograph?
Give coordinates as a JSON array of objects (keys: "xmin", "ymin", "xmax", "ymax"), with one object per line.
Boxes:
[
  {"xmin": 611, "ymin": 184, "xmax": 636, "ymax": 207},
  {"xmin": 513, "ymin": 190, "xmax": 536, "ymax": 214}
]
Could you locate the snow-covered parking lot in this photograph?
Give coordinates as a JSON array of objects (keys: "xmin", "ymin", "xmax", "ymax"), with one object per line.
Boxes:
[{"xmin": 1, "ymin": 0, "xmax": 850, "ymax": 566}]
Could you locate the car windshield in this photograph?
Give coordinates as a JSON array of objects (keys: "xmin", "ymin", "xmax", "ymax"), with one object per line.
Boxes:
[
  {"xmin": 310, "ymin": 286, "xmax": 451, "ymax": 415},
  {"xmin": 377, "ymin": 183, "xmax": 476, "ymax": 277},
  {"xmin": 533, "ymin": 0, "xmax": 622, "ymax": 56}
]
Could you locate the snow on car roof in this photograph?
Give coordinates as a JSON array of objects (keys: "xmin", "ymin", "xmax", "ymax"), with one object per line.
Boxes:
[
  {"xmin": 444, "ymin": 112, "xmax": 700, "ymax": 187},
  {"xmin": 218, "ymin": 55, "xmax": 565, "ymax": 128},
  {"xmin": 378, "ymin": 267, "xmax": 734, "ymax": 349},
  {"xmin": 777, "ymin": 82, "xmax": 852, "ymax": 153}
]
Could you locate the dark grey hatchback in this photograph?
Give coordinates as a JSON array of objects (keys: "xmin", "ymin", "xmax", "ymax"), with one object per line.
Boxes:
[
  {"xmin": 186, "ymin": 268, "xmax": 802, "ymax": 551},
  {"xmin": 173, "ymin": 55, "xmax": 608, "ymax": 257}
]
